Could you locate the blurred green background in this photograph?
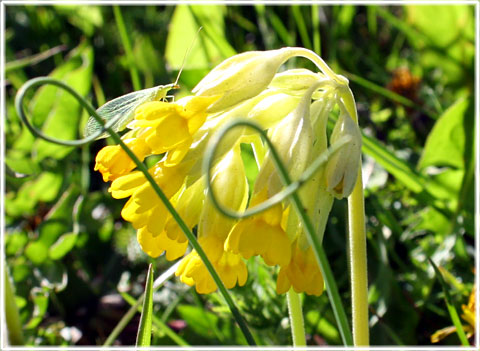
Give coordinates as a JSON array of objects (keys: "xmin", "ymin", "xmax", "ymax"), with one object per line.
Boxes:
[{"xmin": 4, "ymin": 4, "xmax": 476, "ymax": 346}]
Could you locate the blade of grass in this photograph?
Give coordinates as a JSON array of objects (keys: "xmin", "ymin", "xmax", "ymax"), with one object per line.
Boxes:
[
  {"xmin": 113, "ymin": 5, "xmax": 141, "ymax": 91},
  {"xmin": 103, "ymin": 261, "xmax": 180, "ymax": 346},
  {"xmin": 342, "ymin": 71, "xmax": 430, "ymax": 114},
  {"xmin": 311, "ymin": 5, "xmax": 321, "ymax": 54},
  {"xmin": 136, "ymin": 264, "xmax": 154, "ymax": 347},
  {"xmin": 367, "ymin": 6, "xmax": 377, "ymax": 36},
  {"xmin": 292, "ymin": 6, "xmax": 312, "ymax": 50},
  {"xmin": 4, "ymin": 265, "xmax": 24, "ymax": 345},
  {"xmin": 267, "ymin": 10, "xmax": 295, "ymax": 46},
  {"xmin": 5, "ymin": 45, "xmax": 66, "ymax": 73},
  {"xmin": 122, "ymin": 292, "xmax": 189, "ymax": 346},
  {"xmin": 428, "ymin": 258, "xmax": 470, "ymax": 346}
]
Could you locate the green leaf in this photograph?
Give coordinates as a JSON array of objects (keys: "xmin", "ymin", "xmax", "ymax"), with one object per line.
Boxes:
[
  {"xmin": 166, "ymin": 5, "xmax": 236, "ymax": 71},
  {"xmin": 24, "ymin": 241, "xmax": 49, "ymax": 265},
  {"xmin": 54, "ymin": 5, "xmax": 103, "ymax": 37},
  {"xmin": 49, "ymin": 232, "xmax": 78, "ymax": 260},
  {"xmin": 406, "ymin": 5, "xmax": 474, "ymax": 48},
  {"xmin": 305, "ymin": 310, "xmax": 341, "ymax": 344},
  {"xmin": 32, "ymin": 43, "xmax": 94, "ymax": 161},
  {"xmin": 136, "ymin": 264, "xmax": 154, "ymax": 347},
  {"xmin": 428, "ymin": 258, "xmax": 470, "ymax": 346},
  {"xmin": 5, "ymin": 171, "xmax": 63, "ymax": 217},
  {"xmin": 12, "ymin": 52, "xmax": 82, "ymax": 153},
  {"xmin": 419, "ymin": 98, "xmax": 473, "ymax": 170},
  {"xmin": 177, "ymin": 304, "xmax": 219, "ymax": 340}
]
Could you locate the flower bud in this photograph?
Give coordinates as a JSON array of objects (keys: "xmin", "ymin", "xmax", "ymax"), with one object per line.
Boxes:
[
  {"xmin": 193, "ymin": 48, "xmax": 297, "ymax": 112},
  {"xmin": 324, "ymin": 113, "xmax": 362, "ymax": 198}
]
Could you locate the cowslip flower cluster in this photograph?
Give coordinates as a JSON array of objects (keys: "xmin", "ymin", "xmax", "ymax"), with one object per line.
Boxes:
[{"xmin": 94, "ymin": 47, "xmax": 361, "ymax": 296}]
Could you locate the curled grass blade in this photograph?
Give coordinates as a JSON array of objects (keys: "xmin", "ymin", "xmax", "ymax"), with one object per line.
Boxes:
[
  {"xmin": 15, "ymin": 78, "xmax": 256, "ymax": 346},
  {"xmin": 136, "ymin": 264, "xmax": 154, "ymax": 347},
  {"xmin": 203, "ymin": 119, "xmax": 354, "ymax": 346}
]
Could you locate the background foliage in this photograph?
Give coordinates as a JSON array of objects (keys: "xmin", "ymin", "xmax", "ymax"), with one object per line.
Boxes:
[{"xmin": 4, "ymin": 4, "xmax": 476, "ymax": 346}]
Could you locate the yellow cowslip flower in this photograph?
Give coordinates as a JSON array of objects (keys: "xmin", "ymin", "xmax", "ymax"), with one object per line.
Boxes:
[
  {"xmin": 176, "ymin": 237, "xmax": 248, "ymax": 294},
  {"xmin": 324, "ymin": 110, "xmax": 362, "ymax": 199},
  {"xmin": 225, "ymin": 188, "xmax": 292, "ymax": 267},
  {"xmin": 176, "ymin": 145, "xmax": 249, "ymax": 293},
  {"xmin": 94, "ymin": 47, "xmax": 360, "ymax": 296},
  {"xmin": 276, "ymin": 239, "xmax": 324, "ymax": 296},
  {"xmin": 94, "ymin": 137, "xmax": 150, "ymax": 181},
  {"xmin": 431, "ymin": 286, "xmax": 476, "ymax": 343},
  {"xmin": 193, "ymin": 48, "xmax": 300, "ymax": 112},
  {"xmin": 225, "ymin": 79, "xmax": 332, "ymax": 295},
  {"xmin": 108, "ymin": 161, "xmax": 191, "ymax": 260},
  {"xmin": 132, "ymin": 95, "xmax": 219, "ymax": 166}
]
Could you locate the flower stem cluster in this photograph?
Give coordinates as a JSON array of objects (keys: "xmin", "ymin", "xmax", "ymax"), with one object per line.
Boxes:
[{"xmin": 94, "ymin": 47, "xmax": 362, "ymax": 295}]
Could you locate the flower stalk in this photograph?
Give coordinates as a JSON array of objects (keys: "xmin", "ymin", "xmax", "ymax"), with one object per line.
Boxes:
[
  {"xmin": 287, "ymin": 289, "xmax": 306, "ymax": 346},
  {"xmin": 342, "ymin": 89, "xmax": 369, "ymax": 346}
]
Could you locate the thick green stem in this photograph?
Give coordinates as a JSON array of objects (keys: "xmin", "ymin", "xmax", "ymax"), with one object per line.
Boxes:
[
  {"xmin": 4, "ymin": 266, "xmax": 24, "ymax": 345},
  {"xmin": 342, "ymin": 87, "xmax": 369, "ymax": 346},
  {"xmin": 287, "ymin": 289, "xmax": 306, "ymax": 346},
  {"xmin": 348, "ymin": 170, "xmax": 369, "ymax": 346}
]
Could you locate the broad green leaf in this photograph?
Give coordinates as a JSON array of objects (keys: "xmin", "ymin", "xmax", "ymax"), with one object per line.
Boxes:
[
  {"xmin": 25, "ymin": 241, "xmax": 49, "ymax": 265},
  {"xmin": 12, "ymin": 262, "xmax": 30, "ymax": 282},
  {"xmin": 5, "ymin": 172, "xmax": 62, "ymax": 217},
  {"xmin": 406, "ymin": 6, "xmax": 474, "ymax": 48},
  {"xmin": 166, "ymin": 5, "xmax": 236, "ymax": 71},
  {"xmin": 12, "ymin": 54, "xmax": 82, "ymax": 153},
  {"xmin": 305, "ymin": 310, "xmax": 341, "ymax": 344},
  {"xmin": 49, "ymin": 232, "xmax": 78, "ymax": 260},
  {"xmin": 33, "ymin": 44, "xmax": 94, "ymax": 160},
  {"xmin": 418, "ymin": 98, "xmax": 473, "ymax": 170},
  {"xmin": 54, "ymin": 5, "xmax": 103, "ymax": 36},
  {"xmin": 136, "ymin": 264, "xmax": 154, "ymax": 347},
  {"xmin": 5, "ymin": 231, "xmax": 28, "ymax": 256},
  {"xmin": 177, "ymin": 304, "xmax": 219, "ymax": 340}
]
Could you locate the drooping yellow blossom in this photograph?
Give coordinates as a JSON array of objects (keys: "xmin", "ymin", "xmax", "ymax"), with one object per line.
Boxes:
[
  {"xmin": 132, "ymin": 95, "xmax": 219, "ymax": 166},
  {"xmin": 277, "ymin": 240, "xmax": 325, "ymax": 296},
  {"xmin": 176, "ymin": 237, "xmax": 248, "ymax": 294},
  {"xmin": 176, "ymin": 146, "xmax": 249, "ymax": 293},
  {"xmin": 94, "ymin": 137, "xmax": 150, "ymax": 181},
  {"xmin": 108, "ymin": 161, "xmax": 191, "ymax": 259},
  {"xmin": 94, "ymin": 47, "xmax": 360, "ymax": 296},
  {"xmin": 324, "ymin": 108, "xmax": 362, "ymax": 199},
  {"xmin": 225, "ymin": 188, "xmax": 291, "ymax": 267}
]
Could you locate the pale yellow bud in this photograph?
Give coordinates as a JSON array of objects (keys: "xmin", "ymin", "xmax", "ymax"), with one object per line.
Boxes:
[
  {"xmin": 254, "ymin": 82, "xmax": 320, "ymax": 196},
  {"xmin": 193, "ymin": 48, "xmax": 297, "ymax": 112},
  {"xmin": 325, "ymin": 113, "xmax": 362, "ymax": 198},
  {"xmin": 199, "ymin": 146, "xmax": 248, "ymax": 246}
]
